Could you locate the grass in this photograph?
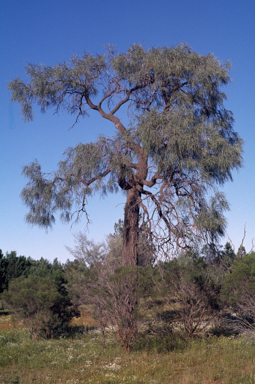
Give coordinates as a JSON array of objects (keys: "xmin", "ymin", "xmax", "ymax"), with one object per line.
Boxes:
[
  {"xmin": 0, "ymin": 314, "xmax": 24, "ymax": 332},
  {"xmin": 1, "ymin": 314, "xmax": 255, "ymax": 383}
]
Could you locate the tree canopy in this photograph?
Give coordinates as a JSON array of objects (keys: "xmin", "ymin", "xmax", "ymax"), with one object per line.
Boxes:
[
  {"xmin": 9, "ymin": 44, "xmax": 243, "ymax": 265},
  {"xmin": 0, "ymin": 251, "xmax": 32, "ymax": 293}
]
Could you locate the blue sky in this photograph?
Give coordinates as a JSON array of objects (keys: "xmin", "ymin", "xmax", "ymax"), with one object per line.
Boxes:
[{"xmin": 1, "ymin": 0, "xmax": 254, "ymax": 262}]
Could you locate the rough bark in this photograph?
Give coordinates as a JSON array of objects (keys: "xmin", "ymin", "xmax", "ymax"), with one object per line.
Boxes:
[
  {"xmin": 121, "ymin": 153, "xmax": 148, "ymax": 266},
  {"xmin": 122, "ymin": 187, "xmax": 140, "ymax": 266}
]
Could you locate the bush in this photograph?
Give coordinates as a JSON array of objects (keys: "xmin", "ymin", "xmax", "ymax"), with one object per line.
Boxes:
[
  {"xmin": 1, "ymin": 275, "xmax": 69, "ymax": 339},
  {"xmin": 159, "ymin": 259, "xmax": 221, "ymax": 338},
  {"xmin": 221, "ymin": 252, "xmax": 255, "ymax": 334},
  {"xmin": 68, "ymin": 262, "xmax": 143, "ymax": 353}
]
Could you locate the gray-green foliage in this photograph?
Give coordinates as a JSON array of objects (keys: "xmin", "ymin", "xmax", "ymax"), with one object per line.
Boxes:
[
  {"xmin": 67, "ymin": 258, "xmax": 141, "ymax": 352},
  {"xmin": 221, "ymin": 252, "xmax": 255, "ymax": 333},
  {"xmin": 66, "ymin": 231, "xmax": 108, "ymax": 267},
  {"xmin": 159, "ymin": 257, "xmax": 221, "ymax": 338},
  {"xmin": 105, "ymin": 219, "xmax": 155, "ymax": 267},
  {"xmin": 9, "ymin": 43, "xmax": 243, "ymax": 257}
]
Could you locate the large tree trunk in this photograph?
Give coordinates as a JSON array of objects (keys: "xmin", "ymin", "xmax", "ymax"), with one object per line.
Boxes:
[{"xmin": 122, "ymin": 187, "xmax": 140, "ymax": 266}]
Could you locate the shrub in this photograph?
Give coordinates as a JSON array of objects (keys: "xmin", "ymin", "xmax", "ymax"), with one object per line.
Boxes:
[
  {"xmin": 222, "ymin": 252, "xmax": 255, "ymax": 334},
  {"xmin": 68, "ymin": 262, "xmax": 142, "ymax": 353},
  {"xmin": 160, "ymin": 259, "xmax": 221, "ymax": 338},
  {"xmin": 1, "ymin": 275, "xmax": 65, "ymax": 339}
]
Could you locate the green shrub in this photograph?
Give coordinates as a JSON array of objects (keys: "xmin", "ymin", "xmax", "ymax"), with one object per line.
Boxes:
[
  {"xmin": 1, "ymin": 275, "xmax": 68, "ymax": 339},
  {"xmin": 221, "ymin": 252, "xmax": 255, "ymax": 333}
]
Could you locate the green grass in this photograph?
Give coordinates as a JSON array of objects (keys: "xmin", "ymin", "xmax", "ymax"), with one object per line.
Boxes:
[{"xmin": 1, "ymin": 317, "xmax": 255, "ymax": 383}]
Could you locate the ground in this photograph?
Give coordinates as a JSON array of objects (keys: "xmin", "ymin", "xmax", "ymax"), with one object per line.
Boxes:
[{"xmin": 1, "ymin": 314, "xmax": 255, "ymax": 383}]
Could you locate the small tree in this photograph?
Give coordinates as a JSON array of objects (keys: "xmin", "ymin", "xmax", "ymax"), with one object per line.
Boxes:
[
  {"xmin": 1, "ymin": 275, "xmax": 62, "ymax": 339},
  {"xmin": 160, "ymin": 258, "xmax": 220, "ymax": 338},
  {"xmin": 23, "ymin": 256, "xmax": 79, "ymax": 335},
  {"xmin": 67, "ymin": 236, "xmax": 140, "ymax": 352},
  {"xmin": 222, "ymin": 252, "xmax": 255, "ymax": 334},
  {"xmin": 9, "ymin": 44, "xmax": 243, "ymax": 266},
  {"xmin": 198, "ymin": 242, "xmax": 236, "ymax": 286},
  {"xmin": 69, "ymin": 264, "xmax": 140, "ymax": 352}
]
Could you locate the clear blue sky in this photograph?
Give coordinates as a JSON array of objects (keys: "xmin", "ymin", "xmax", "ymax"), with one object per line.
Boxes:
[{"xmin": 1, "ymin": 0, "xmax": 254, "ymax": 262}]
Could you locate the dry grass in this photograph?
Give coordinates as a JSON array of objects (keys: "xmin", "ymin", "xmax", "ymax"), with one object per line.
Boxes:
[
  {"xmin": 68, "ymin": 306, "xmax": 98, "ymax": 328},
  {"xmin": 0, "ymin": 315, "xmax": 24, "ymax": 332},
  {"xmin": 1, "ymin": 315, "xmax": 255, "ymax": 384}
]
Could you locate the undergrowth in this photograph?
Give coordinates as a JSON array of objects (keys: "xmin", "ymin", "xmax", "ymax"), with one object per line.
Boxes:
[{"xmin": 1, "ymin": 315, "xmax": 255, "ymax": 383}]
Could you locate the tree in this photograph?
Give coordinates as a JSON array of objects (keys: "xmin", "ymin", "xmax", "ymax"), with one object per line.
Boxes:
[
  {"xmin": 1, "ymin": 270, "xmax": 77, "ymax": 339},
  {"xmin": 27, "ymin": 257, "xmax": 79, "ymax": 335},
  {"xmin": 0, "ymin": 254, "xmax": 78, "ymax": 335},
  {"xmin": 0, "ymin": 251, "xmax": 32, "ymax": 293},
  {"xmin": 67, "ymin": 257, "xmax": 141, "ymax": 353},
  {"xmin": 159, "ymin": 258, "xmax": 221, "ymax": 338},
  {"xmin": 106, "ymin": 219, "xmax": 155, "ymax": 266},
  {"xmin": 9, "ymin": 44, "xmax": 243, "ymax": 266},
  {"xmin": 1, "ymin": 275, "xmax": 62, "ymax": 339},
  {"xmin": 221, "ymin": 252, "xmax": 255, "ymax": 334},
  {"xmin": 66, "ymin": 232, "xmax": 108, "ymax": 267}
]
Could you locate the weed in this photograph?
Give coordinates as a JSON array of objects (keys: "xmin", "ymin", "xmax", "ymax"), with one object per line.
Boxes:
[{"xmin": 1, "ymin": 326, "xmax": 255, "ymax": 383}]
